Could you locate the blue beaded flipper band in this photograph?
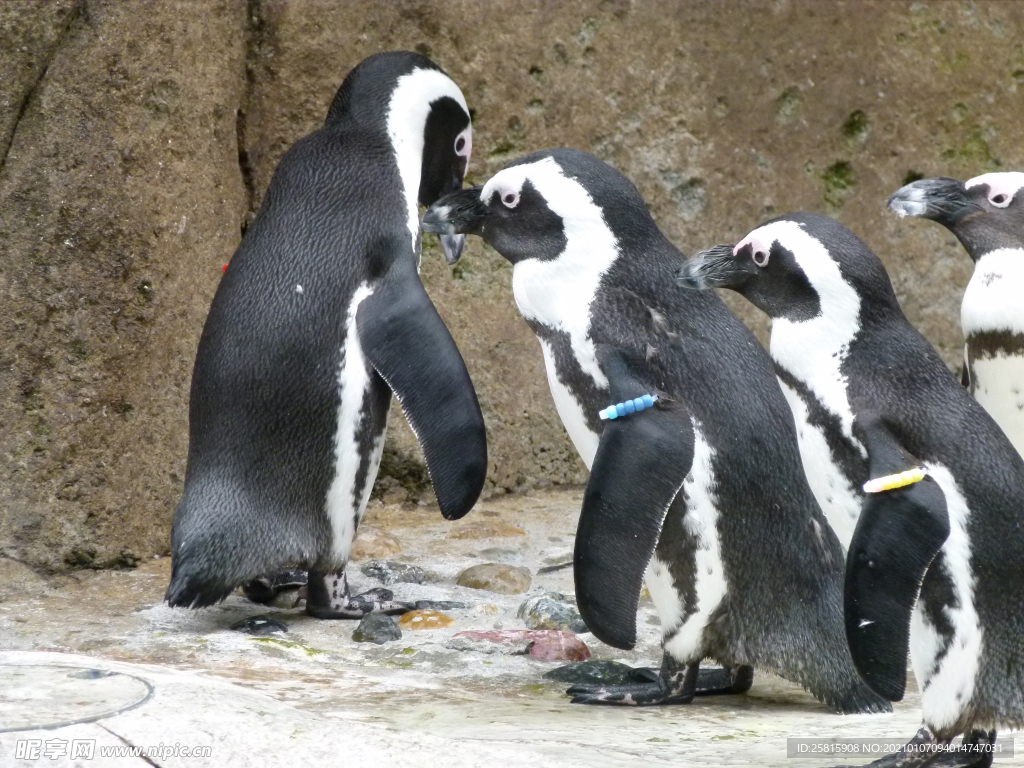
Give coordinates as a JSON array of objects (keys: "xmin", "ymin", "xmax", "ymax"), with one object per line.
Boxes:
[{"xmin": 599, "ymin": 394, "xmax": 659, "ymax": 421}]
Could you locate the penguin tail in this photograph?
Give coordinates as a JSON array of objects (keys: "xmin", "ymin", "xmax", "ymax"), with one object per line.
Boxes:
[
  {"xmin": 164, "ymin": 486, "xmax": 259, "ymax": 609},
  {"xmin": 164, "ymin": 559, "xmax": 236, "ymax": 609}
]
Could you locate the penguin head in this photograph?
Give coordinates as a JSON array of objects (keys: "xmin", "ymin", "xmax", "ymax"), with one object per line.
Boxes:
[
  {"xmin": 422, "ymin": 149, "xmax": 655, "ymax": 266},
  {"xmin": 888, "ymin": 172, "xmax": 1024, "ymax": 260},
  {"xmin": 678, "ymin": 212, "xmax": 899, "ymax": 321},
  {"xmin": 327, "ymin": 51, "xmax": 473, "ymax": 261}
]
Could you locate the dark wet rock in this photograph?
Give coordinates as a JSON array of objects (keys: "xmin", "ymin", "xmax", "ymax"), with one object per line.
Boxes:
[
  {"xmin": 231, "ymin": 615, "xmax": 288, "ymax": 636},
  {"xmin": 351, "ymin": 614, "xmax": 402, "ymax": 645},
  {"xmin": 456, "ymin": 564, "xmax": 532, "ymax": 594},
  {"xmin": 543, "ymin": 661, "xmax": 638, "ymax": 686},
  {"xmin": 447, "ymin": 630, "xmax": 590, "ymax": 661},
  {"xmin": 517, "ymin": 593, "xmax": 587, "ymax": 633},
  {"xmin": 360, "ymin": 560, "xmax": 428, "ymax": 586},
  {"xmin": 413, "ymin": 600, "xmax": 467, "ymax": 612}
]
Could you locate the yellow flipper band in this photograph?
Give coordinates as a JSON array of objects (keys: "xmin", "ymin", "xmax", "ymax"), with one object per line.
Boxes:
[{"xmin": 862, "ymin": 467, "xmax": 927, "ymax": 494}]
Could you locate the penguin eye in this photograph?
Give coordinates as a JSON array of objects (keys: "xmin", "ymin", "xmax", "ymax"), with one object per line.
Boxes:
[
  {"xmin": 455, "ymin": 136, "xmax": 466, "ymax": 153},
  {"xmin": 753, "ymin": 249, "xmax": 769, "ymax": 267},
  {"xmin": 990, "ymin": 193, "xmax": 1009, "ymax": 207},
  {"xmin": 501, "ymin": 191, "xmax": 520, "ymax": 208}
]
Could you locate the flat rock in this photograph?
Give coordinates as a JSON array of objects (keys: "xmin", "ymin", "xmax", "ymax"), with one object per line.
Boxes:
[
  {"xmin": 447, "ymin": 522, "xmax": 526, "ymax": 539},
  {"xmin": 456, "ymin": 563, "xmax": 532, "ymax": 594},
  {"xmin": 447, "ymin": 630, "xmax": 590, "ymax": 661},
  {"xmin": 361, "ymin": 560, "xmax": 428, "ymax": 585},
  {"xmin": 543, "ymin": 660, "xmax": 637, "ymax": 686},
  {"xmin": 398, "ymin": 610, "xmax": 455, "ymax": 630},
  {"xmin": 351, "ymin": 614, "xmax": 402, "ymax": 644},
  {"xmin": 350, "ymin": 528, "xmax": 402, "ymax": 560},
  {"xmin": 517, "ymin": 593, "xmax": 587, "ymax": 633}
]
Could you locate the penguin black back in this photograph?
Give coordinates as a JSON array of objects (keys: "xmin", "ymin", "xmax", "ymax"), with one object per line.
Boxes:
[{"xmin": 167, "ymin": 52, "xmax": 485, "ymax": 610}]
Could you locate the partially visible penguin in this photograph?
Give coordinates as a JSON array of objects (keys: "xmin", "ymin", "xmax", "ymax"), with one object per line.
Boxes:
[
  {"xmin": 422, "ymin": 149, "xmax": 887, "ymax": 713},
  {"xmin": 679, "ymin": 213, "xmax": 1024, "ymax": 766},
  {"xmin": 165, "ymin": 51, "xmax": 487, "ymax": 619},
  {"xmin": 889, "ymin": 173, "xmax": 1024, "ymax": 458}
]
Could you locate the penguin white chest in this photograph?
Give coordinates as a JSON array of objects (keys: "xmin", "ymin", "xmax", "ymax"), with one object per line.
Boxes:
[
  {"xmin": 770, "ymin": 296, "xmax": 866, "ymax": 551},
  {"xmin": 512, "ymin": 256, "xmax": 611, "ymax": 471},
  {"xmin": 961, "ymin": 248, "xmax": 1024, "ymax": 458},
  {"xmin": 537, "ymin": 340, "xmax": 601, "ymax": 469},
  {"xmin": 776, "ymin": 379, "xmax": 863, "ymax": 551}
]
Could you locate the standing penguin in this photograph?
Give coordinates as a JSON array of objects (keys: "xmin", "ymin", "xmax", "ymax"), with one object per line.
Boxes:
[
  {"xmin": 889, "ymin": 173, "xmax": 1024, "ymax": 458},
  {"xmin": 165, "ymin": 52, "xmax": 487, "ymax": 619},
  {"xmin": 422, "ymin": 149, "xmax": 887, "ymax": 713},
  {"xmin": 679, "ymin": 213, "xmax": 1024, "ymax": 766}
]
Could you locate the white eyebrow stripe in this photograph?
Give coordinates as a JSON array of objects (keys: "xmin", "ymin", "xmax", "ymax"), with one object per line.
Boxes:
[{"xmin": 965, "ymin": 172, "xmax": 1024, "ymax": 202}]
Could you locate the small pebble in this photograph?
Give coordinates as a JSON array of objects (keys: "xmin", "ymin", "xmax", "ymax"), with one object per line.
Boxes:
[
  {"xmin": 398, "ymin": 610, "xmax": 455, "ymax": 630},
  {"xmin": 230, "ymin": 615, "xmax": 288, "ymax": 636},
  {"xmin": 456, "ymin": 563, "xmax": 532, "ymax": 594},
  {"xmin": 352, "ymin": 614, "xmax": 402, "ymax": 644},
  {"xmin": 517, "ymin": 593, "xmax": 587, "ymax": 633}
]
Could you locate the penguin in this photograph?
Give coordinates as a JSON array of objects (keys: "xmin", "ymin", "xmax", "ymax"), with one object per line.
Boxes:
[
  {"xmin": 889, "ymin": 173, "xmax": 1024, "ymax": 459},
  {"xmin": 422, "ymin": 149, "xmax": 888, "ymax": 713},
  {"xmin": 165, "ymin": 51, "xmax": 487, "ymax": 619},
  {"xmin": 678, "ymin": 212, "xmax": 1024, "ymax": 766}
]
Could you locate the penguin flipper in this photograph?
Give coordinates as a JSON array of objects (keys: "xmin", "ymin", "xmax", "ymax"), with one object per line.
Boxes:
[
  {"xmin": 357, "ymin": 253, "xmax": 487, "ymax": 521},
  {"xmin": 845, "ymin": 422, "xmax": 950, "ymax": 701},
  {"xmin": 574, "ymin": 351, "xmax": 694, "ymax": 651}
]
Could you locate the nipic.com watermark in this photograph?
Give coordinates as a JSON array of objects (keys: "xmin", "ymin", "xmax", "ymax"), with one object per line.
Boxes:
[{"xmin": 13, "ymin": 739, "xmax": 212, "ymax": 760}]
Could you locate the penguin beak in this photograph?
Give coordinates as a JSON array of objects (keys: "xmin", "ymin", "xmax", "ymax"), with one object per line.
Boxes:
[
  {"xmin": 439, "ymin": 234, "xmax": 466, "ymax": 265},
  {"xmin": 676, "ymin": 244, "xmax": 750, "ymax": 290},
  {"xmin": 422, "ymin": 187, "xmax": 488, "ymax": 265},
  {"xmin": 887, "ymin": 177, "xmax": 979, "ymax": 224}
]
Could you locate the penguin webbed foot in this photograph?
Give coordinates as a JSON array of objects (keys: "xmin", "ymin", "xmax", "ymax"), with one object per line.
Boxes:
[
  {"xmin": 305, "ymin": 570, "xmax": 413, "ymax": 620},
  {"xmin": 241, "ymin": 567, "xmax": 308, "ymax": 608},
  {"xmin": 568, "ymin": 664, "xmax": 691, "ymax": 706},
  {"xmin": 567, "ymin": 661, "xmax": 752, "ymax": 706},
  {"xmin": 829, "ymin": 727, "xmax": 996, "ymax": 768}
]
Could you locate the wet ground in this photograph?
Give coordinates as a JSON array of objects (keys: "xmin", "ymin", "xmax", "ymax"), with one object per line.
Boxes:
[{"xmin": 0, "ymin": 489, "xmax": 1016, "ymax": 767}]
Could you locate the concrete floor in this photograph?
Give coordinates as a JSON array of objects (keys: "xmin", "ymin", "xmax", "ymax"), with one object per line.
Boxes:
[{"xmin": 0, "ymin": 489, "xmax": 1017, "ymax": 767}]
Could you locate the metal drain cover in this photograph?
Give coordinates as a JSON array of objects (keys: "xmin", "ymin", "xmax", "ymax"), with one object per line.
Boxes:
[{"xmin": 0, "ymin": 664, "xmax": 152, "ymax": 732}]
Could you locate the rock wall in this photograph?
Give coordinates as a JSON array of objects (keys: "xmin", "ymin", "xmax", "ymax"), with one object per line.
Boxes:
[{"xmin": 2, "ymin": 0, "xmax": 1023, "ymax": 570}]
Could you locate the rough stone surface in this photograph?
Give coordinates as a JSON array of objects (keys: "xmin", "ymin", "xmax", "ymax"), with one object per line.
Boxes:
[
  {"xmin": 517, "ymin": 593, "xmax": 587, "ymax": 633},
  {"xmin": 456, "ymin": 564, "xmax": 532, "ymax": 594},
  {"xmin": 350, "ymin": 527, "xmax": 403, "ymax": 561},
  {"xmin": 352, "ymin": 614, "xmax": 403, "ymax": 645},
  {"xmin": 361, "ymin": 560, "xmax": 430, "ymax": 586},
  {"xmin": 447, "ymin": 521, "xmax": 527, "ymax": 539},
  {"xmin": 3, "ymin": 2, "xmax": 1024, "ymax": 569}
]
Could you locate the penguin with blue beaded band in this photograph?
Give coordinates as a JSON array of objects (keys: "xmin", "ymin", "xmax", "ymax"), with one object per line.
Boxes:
[{"xmin": 423, "ymin": 149, "xmax": 888, "ymax": 714}]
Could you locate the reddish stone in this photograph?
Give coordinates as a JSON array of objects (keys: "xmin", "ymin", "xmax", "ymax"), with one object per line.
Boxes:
[{"xmin": 449, "ymin": 630, "xmax": 590, "ymax": 661}]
